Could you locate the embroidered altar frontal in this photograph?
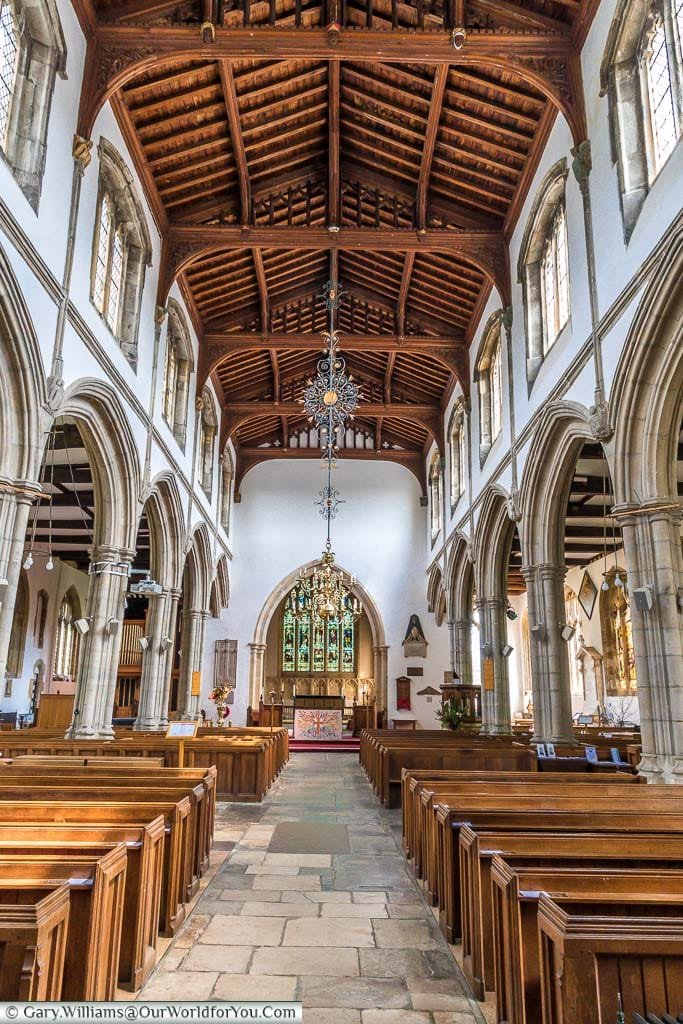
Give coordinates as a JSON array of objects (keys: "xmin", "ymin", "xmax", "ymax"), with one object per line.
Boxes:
[{"xmin": 293, "ymin": 708, "xmax": 343, "ymax": 740}]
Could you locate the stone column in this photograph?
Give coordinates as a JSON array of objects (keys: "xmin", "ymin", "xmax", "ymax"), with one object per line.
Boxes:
[
  {"xmin": 478, "ymin": 597, "xmax": 511, "ymax": 735},
  {"xmin": 617, "ymin": 501, "xmax": 683, "ymax": 782},
  {"xmin": 156, "ymin": 588, "xmax": 180, "ymax": 729},
  {"xmin": 454, "ymin": 618, "xmax": 473, "ymax": 685},
  {"xmin": 0, "ymin": 487, "xmax": 37, "ymax": 682},
  {"xmin": 133, "ymin": 589, "xmax": 171, "ymax": 731},
  {"xmin": 372, "ymin": 645, "xmax": 389, "ymax": 712},
  {"xmin": 523, "ymin": 563, "xmax": 575, "ymax": 744},
  {"xmin": 67, "ymin": 547, "xmax": 133, "ymax": 739},
  {"xmin": 248, "ymin": 642, "xmax": 267, "ymax": 709},
  {"xmin": 177, "ymin": 608, "xmax": 209, "ymax": 718}
]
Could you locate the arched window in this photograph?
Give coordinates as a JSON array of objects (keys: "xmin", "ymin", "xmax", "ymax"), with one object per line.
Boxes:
[
  {"xmin": 197, "ymin": 388, "xmax": 218, "ymax": 500},
  {"xmin": 282, "ymin": 607, "xmax": 356, "ymax": 674},
  {"xmin": 0, "ymin": 0, "xmax": 66, "ymax": 209},
  {"xmin": 428, "ymin": 453, "xmax": 442, "ymax": 542},
  {"xmin": 518, "ymin": 161, "xmax": 571, "ymax": 385},
  {"xmin": 599, "ymin": 568, "xmax": 637, "ymax": 695},
  {"xmin": 475, "ymin": 314, "xmax": 503, "ymax": 463},
  {"xmin": 220, "ymin": 448, "xmax": 234, "ymax": 532},
  {"xmin": 162, "ymin": 302, "xmax": 194, "ymax": 448},
  {"xmin": 448, "ymin": 400, "xmax": 467, "ymax": 510},
  {"xmin": 90, "ymin": 139, "xmax": 152, "ymax": 367},
  {"xmin": 6, "ymin": 568, "xmax": 28, "ymax": 678},
  {"xmin": 33, "ymin": 588, "xmax": 48, "ymax": 648},
  {"xmin": 53, "ymin": 588, "xmax": 81, "ymax": 681},
  {"xmin": 601, "ymin": 0, "xmax": 683, "ymax": 239}
]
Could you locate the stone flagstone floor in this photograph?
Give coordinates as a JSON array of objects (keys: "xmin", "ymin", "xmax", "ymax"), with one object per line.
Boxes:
[{"xmin": 138, "ymin": 752, "xmax": 484, "ymax": 1024}]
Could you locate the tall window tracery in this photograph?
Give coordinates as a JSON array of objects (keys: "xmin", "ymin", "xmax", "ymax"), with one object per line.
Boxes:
[
  {"xmin": 0, "ymin": 1, "xmax": 18, "ymax": 144},
  {"xmin": 90, "ymin": 140, "xmax": 151, "ymax": 367},
  {"xmin": 475, "ymin": 315, "xmax": 503, "ymax": 462},
  {"xmin": 162, "ymin": 304, "xmax": 193, "ymax": 448},
  {"xmin": 540, "ymin": 204, "xmax": 570, "ymax": 351},
  {"xmin": 448, "ymin": 401, "xmax": 467, "ymax": 510},
  {"xmin": 282, "ymin": 608, "xmax": 356, "ymax": 674},
  {"xmin": 53, "ymin": 589, "xmax": 80, "ymax": 681},
  {"xmin": 198, "ymin": 388, "xmax": 217, "ymax": 500},
  {"xmin": 602, "ymin": 0, "xmax": 683, "ymax": 238}
]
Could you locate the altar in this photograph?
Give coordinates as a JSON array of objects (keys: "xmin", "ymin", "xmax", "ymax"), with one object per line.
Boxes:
[{"xmin": 293, "ymin": 694, "xmax": 344, "ymax": 740}]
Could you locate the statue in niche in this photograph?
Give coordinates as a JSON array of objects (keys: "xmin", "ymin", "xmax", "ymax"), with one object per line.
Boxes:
[{"xmin": 403, "ymin": 615, "xmax": 428, "ymax": 658}]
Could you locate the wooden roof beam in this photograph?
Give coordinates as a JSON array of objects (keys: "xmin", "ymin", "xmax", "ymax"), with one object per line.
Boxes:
[
  {"xmin": 416, "ymin": 64, "xmax": 449, "ymax": 231},
  {"xmin": 396, "ymin": 251, "xmax": 415, "ymax": 338},
  {"xmin": 218, "ymin": 59, "xmax": 251, "ymax": 226},
  {"xmin": 328, "ymin": 60, "xmax": 341, "ymax": 230},
  {"xmin": 78, "ymin": 28, "xmax": 587, "ymax": 150},
  {"xmin": 160, "ymin": 225, "xmax": 509, "ymax": 305}
]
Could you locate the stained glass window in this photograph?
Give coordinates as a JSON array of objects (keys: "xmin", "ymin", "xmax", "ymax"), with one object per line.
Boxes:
[
  {"xmin": 327, "ymin": 618, "xmax": 340, "ymax": 672},
  {"xmin": 297, "ymin": 617, "xmax": 311, "ymax": 672},
  {"xmin": 282, "ymin": 608, "xmax": 355, "ymax": 673},
  {"xmin": 0, "ymin": 1, "xmax": 17, "ymax": 146},
  {"xmin": 282, "ymin": 608, "xmax": 295, "ymax": 672}
]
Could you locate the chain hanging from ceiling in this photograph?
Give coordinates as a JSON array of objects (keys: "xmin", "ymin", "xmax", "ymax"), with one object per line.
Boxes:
[{"xmin": 287, "ymin": 280, "xmax": 363, "ymax": 623}]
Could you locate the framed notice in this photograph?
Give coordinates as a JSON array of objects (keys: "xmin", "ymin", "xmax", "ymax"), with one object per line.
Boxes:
[
  {"xmin": 483, "ymin": 658, "xmax": 495, "ymax": 692},
  {"xmin": 191, "ymin": 670, "xmax": 201, "ymax": 696},
  {"xmin": 166, "ymin": 721, "xmax": 198, "ymax": 738}
]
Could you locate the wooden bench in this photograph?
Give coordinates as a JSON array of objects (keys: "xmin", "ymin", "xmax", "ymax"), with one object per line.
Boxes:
[
  {"xmin": 0, "ymin": 780, "xmax": 206, "ymax": 901},
  {"xmin": 0, "ymin": 799, "xmax": 191, "ymax": 937},
  {"xmin": 491, "ymin": 860, "xmax": 683, "ymax": 1024},
  {"xmin": 0, "ymin": 847, "xmax": 128, "ymax": 1000},
  {"xmin": 538, "ymin": 894, "xmax": 683, "ymax": 1024},
  {"xmin": 458, "ymin": 829, "xmax": 683, "ymax": 1000},
  {"xmin": 433, "ymin": 797, "xmax": 683, "ymax": 942},
  {"xmin": 0, "ymin": 884, "xmax": 70, "ymax": 999},
  {"xmin": 0, "ymin": 821, "xmax": 165, "ymax": 991}
]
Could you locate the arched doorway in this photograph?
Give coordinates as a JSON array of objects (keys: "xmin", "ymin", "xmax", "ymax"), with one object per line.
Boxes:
[{"xmin": 250, "ymin": 562, "xmax": 388, "ymax": 713}]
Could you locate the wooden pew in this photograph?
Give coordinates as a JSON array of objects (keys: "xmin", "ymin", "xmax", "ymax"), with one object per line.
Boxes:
[
  {"xmin": 433, "ymin": 797, "xmax": 683, "ymax": 943},
  {"xmin": 537, "ymin": 893, "xmax": 683, "ymax": 1024},
  {"xmin": 458, "ymin": 829, "xmax": 683, "ymax": 1000},
  {"xmin": 0, "ymin": 821, "xmax": 165, "ymax": 991},
  {"xmin": 0, "ymin": 781, "xmax": 206, "ymax": 900},
  {"xmin": 0, "ymin": 800, "xmax": 191, "ymax": 937},
  {"xmin": 0, "ymin": 765, "xmax": 217, "ymax": 874},
  {"xmin": 0, "ymin": 884, "xmax": 70, "ymax": 999},
  {"xmin": 401, "ymin": 770, "xmax": 640, "ymax": 878},
  {"xmin": 491, "ymin": 860, "xmax": 683, "ymax": 1024},
  {"xmin": 418, "ymin": 781, "xmax": 678, "ymax": 915},
  {"xmin": 0, "ymin": 847, "xmax": 128, "ymax": 1000}
]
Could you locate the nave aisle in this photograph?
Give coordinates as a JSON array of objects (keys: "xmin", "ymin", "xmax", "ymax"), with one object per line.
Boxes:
[{"xmin": 138, "ymin": 753, "xmax": 482, "ymax": 1024}]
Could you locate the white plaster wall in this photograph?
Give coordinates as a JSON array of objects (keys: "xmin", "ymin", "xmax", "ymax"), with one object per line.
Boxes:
[{"xmin": 202, "ymin": 459, "xmax": 451, "ymax": 728}]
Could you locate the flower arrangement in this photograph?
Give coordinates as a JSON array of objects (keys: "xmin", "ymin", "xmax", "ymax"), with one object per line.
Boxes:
[
  {"xmin": 210, "ymin": 683, "xmax": 232, "ymax": 725},
  {"xmin": 435, "ymin": 697, "xmax": 463, "ymax": 731}
]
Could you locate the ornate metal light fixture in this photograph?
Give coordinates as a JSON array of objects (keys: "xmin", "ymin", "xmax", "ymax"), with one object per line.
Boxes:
[
  {"xmin": 303, "ymin": 281, "xmax": 360, "ymax": 462},
  {"xmin": 287, "ymin": 280, "xmax": 363, "ymax": 623}
]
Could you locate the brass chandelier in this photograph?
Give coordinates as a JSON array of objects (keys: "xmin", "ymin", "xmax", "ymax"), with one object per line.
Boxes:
[{"xmin": 286, "ymin": 280, "xmax": 362, "ymax": 623}]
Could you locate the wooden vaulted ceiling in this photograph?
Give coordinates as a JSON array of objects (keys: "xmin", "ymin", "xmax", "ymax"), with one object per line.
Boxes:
[{"xmin": 74, "ymin": 0, "xmax": 598, "ymax": 492}]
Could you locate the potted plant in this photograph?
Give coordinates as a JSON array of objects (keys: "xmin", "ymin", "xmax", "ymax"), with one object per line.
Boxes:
[
  {"xmin": 436, "ymin": 697, "xmax": 463, "ymax": 731},
  {"xmin": 209, "ymin": 683, "xmax": 232, "ymax": 725}
]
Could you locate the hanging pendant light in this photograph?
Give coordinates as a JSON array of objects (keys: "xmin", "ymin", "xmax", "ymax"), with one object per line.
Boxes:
[{"xmin": 288, "ymin": 280, "xmax": 363, "ymax": 623}]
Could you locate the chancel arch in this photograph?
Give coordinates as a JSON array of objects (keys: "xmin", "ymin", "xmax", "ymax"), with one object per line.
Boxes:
[{"xmin": 250, "ymin": 562, "xmax": 387, "ymax": 713}]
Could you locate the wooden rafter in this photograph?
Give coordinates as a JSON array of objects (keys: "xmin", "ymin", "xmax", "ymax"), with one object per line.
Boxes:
[
  {"xmin": 416, "ymin": 64, "xmax": 448, "ymax": 231},
  {"xmin": 396, "ymin": 252, "xmax": 415, "ymax": 336},
  {"xmin": 328, "ymin": 60, "xmax": 341, "ymax": 229},
  {"xmin": 218, "ymin": 59, "xmax": 250, "ymax": 225}
]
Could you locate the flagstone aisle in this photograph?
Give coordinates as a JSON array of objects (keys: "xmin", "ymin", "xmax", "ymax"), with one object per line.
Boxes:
[{"xmin": 138, "ymin": 753, "xmax": 484, "ymax": 1024}]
